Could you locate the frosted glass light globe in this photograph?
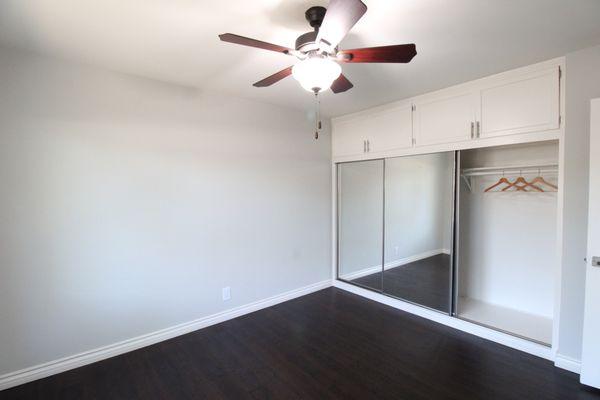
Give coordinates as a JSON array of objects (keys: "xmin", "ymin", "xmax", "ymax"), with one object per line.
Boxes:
[{"xmin": 292, "ymin": 56, "xmax": 342, "ymax": 93}]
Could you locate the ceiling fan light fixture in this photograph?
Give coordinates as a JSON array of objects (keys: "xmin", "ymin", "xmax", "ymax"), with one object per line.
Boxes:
[{"xmin": 292, "ymin": 56, "xmax": 342, "ymax": 93}]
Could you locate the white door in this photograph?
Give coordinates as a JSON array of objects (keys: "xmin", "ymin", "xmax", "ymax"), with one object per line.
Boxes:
[
  {"xmin": 479, "ymin": 67, "xmax": 560, "ymax": 138},
  {"xmin": 367, "ymin": 104, "xmax": 413, "ymax": 153},
  {"xmin": 332, "ymin": 116, "xmax": 369, "ymax": 158},
  {"xmin": 581, "ymin": 98, "xmax": 600, "ymax": 388},
  {"xmin": 413, "ymin": 91, "xmax": 478, "ymax": 146}
]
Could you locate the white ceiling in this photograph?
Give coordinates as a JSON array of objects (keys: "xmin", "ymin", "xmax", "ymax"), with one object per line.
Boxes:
[{"xmin": 1, "ymin": 0, "xmax": 600, "ymax": 117}]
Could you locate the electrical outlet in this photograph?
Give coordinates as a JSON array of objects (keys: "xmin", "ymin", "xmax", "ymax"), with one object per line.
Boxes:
[{"xmin": 222, "ymin": 287, "xmax": 231, "ymax": 301}]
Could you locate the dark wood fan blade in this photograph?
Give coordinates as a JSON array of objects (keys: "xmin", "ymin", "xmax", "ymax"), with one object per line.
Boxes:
[
  {"xmin": 253, "ymin": 66, "xmax": 294, "ymax": 87},
  {"xmin": 331, "ymin": 74, "xmax": 354, "ymax": 93},
  {"xmin": 338, "ymin": 44, "xmax": 417, "ymax": 63},
  {"xmin": 316, "ymin": 0, "xmax": 367, "ymax": 49},
  {"xmin": 219, "ymin": 33, "xmax": 293, "ymax": 55}
]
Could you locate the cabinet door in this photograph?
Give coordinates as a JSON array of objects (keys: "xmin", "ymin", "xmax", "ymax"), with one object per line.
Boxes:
[
  {"xmin": 332, "ymin": 116, "xmax": 369, "ymax": 158},
  {"xmin": 413, "ymin": 91, "xmax": 478, "ymax": 146},
  {"xmin": 479, "ymin": 67, "xmax": 560, "ymax": 138},
  {"xmin": 367, "ymin": 104, "xmax": 413, "ymax": 153}
]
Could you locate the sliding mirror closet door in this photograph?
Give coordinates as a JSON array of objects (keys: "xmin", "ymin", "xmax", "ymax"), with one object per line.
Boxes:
[
  {"xmin": 383, "ymin": 153, "xmax": 455, "ymax": 313},
  {"xmin": 337, "ymin": 160, "xmax": 384, "ymax": 291}
]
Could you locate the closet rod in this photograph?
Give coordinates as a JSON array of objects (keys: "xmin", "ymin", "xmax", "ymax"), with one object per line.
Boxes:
[{"xmin": 461, "ymin": 163, "xmax": 558, "ymax": 177}]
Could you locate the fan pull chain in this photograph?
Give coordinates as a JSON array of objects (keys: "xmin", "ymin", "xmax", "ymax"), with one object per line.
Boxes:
[{"xmin": 314, "ymin": 91, "xmax": 322, "ymax": 140}]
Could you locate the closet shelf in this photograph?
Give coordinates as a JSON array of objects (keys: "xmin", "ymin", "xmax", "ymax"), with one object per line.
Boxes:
[{"xmin": 461, "ymin": 163, "xmax": 558, "ymax": 192}]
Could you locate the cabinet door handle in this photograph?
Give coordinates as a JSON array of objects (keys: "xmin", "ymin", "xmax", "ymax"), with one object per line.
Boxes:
[
  {"xmin": 471, "ymin": 122, "xmax": 475, "ymax": 139},
  {"xmin": 476, "ymin": 121, "xmax": 481, "ymax": 138},
  {"xmin": 367, "ymin": 140, "xmax": 371, "ymax": 152},
  {"xmin": 363, "ymin": 140, "xmax": 366, "ymax": 153}
]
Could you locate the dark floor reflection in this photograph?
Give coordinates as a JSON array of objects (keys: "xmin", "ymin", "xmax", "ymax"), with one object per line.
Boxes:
[{"xmin": 352, "ymin": 254, "xmax": 451, "ymax": 312}]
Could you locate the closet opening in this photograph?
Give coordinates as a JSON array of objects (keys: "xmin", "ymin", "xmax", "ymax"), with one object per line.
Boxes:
[{"xmin": 455, "ymin": 141, "xmax": 559, "ymax": 346}]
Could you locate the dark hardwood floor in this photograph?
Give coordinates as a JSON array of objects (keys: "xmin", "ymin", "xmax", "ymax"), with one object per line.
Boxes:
[
  {"xmin": 352, "ymin": 254, "xmax": 451, "ymax": 312},
  {"xmin": 2, "ymin": 288, "xmax": 599, "ymax": 400}
]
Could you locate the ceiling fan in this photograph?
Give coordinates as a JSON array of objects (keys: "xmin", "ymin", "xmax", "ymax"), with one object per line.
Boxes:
[{"xmin": 218, "ymin": 0, "xmax": 417, "ymax": 95}]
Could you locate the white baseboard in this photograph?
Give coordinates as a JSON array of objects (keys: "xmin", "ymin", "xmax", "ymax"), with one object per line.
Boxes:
[
  {"xmin": 554, "ymin": 354, "xmax": 582, "ymax": 374},
  {"xmin": 333, "ymin": 280, "xmax": 555, "ymax": 361},
  {"xmin": 340, "ymin": 249, "xmax": 447, "ymax": 281},
  {"xmin": 0, "ymin": 279, "xmax": 332, "ymax": 391}
]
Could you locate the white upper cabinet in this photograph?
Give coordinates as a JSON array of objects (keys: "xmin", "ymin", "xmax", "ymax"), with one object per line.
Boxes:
[
  {"xmin": 413, "ymin": 90, "xmax": 479, "ymax": 146},
  {"xmin": 479, "ymin": 67, "xmax": 560, "ymax": 138},
  {"xmin": 367, "ymin": 104, "xmax": 413, "ymax": 153},
  {"xmin": 331, "ymin": 59, "xmax": 563, "ymax": 160},
  {"xmin": 332, "ymin": 102, "xmax": 413, "ymax": 158},
  {"xmin": 332, "ymin": 115, "xmax": 371, "ymax": 158}
]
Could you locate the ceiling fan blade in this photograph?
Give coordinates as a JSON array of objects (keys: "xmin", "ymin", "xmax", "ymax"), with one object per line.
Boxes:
[
  {"xmin": 219, "ymin": 33, "xmax": 293, "ymax": 55},
  {"xmin": 331, "ymin": 74, "xmax": 354, "ymax": 93},
  {"xmin": 253, "ymin": 66, "xmax": 294, "ymax": 87},
  {"xmin": 337, "ymin": 44, "xmax": 417, "ymax": 63},
  {"xmin": 316, "ymin": 0, "xmax": 367, "ymax": 50}
]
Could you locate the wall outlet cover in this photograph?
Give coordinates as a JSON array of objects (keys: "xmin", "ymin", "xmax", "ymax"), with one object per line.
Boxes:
[{"xmin": 222, "ymin": 287, "xmax": 231, "ymax": 301}]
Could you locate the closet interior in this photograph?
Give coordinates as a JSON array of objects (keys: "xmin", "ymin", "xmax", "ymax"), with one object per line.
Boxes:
[{"xmin": 456, "ymin": 141, "xmax": 559, "ymax": 346}]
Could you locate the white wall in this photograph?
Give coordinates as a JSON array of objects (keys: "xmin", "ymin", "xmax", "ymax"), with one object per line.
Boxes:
[
  {"xmin": 459, "ymin": 142, "xmax": 559, "ymax": 318},
  {"xmin": 0, "ymin": 46, "xmax": 332, "ymax": 376},
  {"xmin": 558, "ymin": 44, "xmax": 600, "ymax": 362}
]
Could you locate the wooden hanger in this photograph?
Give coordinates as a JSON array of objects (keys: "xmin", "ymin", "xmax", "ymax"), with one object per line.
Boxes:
[
  {"xmin": 529, "ymin": 169, "xmax": 558, "ymax": 191},
  {"xmin": 501, "ymin": 171, "xmax": 543, "ymax": 192},
  {"xmin": 484, "ymin": 171, "xmax": 510, "ymax": 192},
  {"xmin": 503, "ymin": 176, "xmax": 543, "ymax": 192}
]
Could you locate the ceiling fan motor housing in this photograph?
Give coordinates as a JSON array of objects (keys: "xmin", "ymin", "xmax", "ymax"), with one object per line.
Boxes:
[
  {"xmin": 306, "ymin": 6, "xmax": 326, "ymax": 28},
  {"xmin": 296, "ymin": 6, "xmax": 327, "ymax": 52}
]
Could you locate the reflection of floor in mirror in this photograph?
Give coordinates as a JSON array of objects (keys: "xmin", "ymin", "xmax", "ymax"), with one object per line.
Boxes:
[{"xmin": 352, "ymin": 254, "xmax": 451, "ymax": 312}]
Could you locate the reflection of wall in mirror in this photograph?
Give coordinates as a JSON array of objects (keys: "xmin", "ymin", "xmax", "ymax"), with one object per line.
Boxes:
[
  {"xmin": 384, "ymin": 152, "xmax": 454, "ymax": 267},
  {"xmin": 338, "ymin": 154, "xmax": 454, "ymax": 281},
  {"xmin": 338, "ymin": 161, "xmax": 384, "ymax": 280}
]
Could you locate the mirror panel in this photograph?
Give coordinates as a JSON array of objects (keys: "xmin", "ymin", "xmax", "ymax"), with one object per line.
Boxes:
[
  {"xmin": 383, "ymin": 152, "xmax": 455, "ymax": 313},
  {"xmin": 337, "ymin": 160, "xmax": 384, "ymax": 292}
]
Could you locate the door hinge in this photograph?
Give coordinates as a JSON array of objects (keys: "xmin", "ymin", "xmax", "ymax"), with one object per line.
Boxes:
[
  {"xmin": 559, "ymin": 66, "xmax": 562, "ymax": 80},
  {"xmin": 411, "ymin": 104, "xmax": 416, "ymax": 112},
  {"xmin": 559, "ymin": 115, "xmax": 562, "ymax": 125}
]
